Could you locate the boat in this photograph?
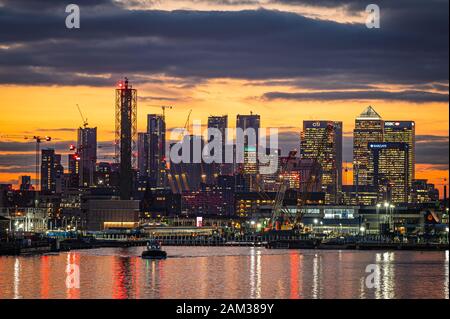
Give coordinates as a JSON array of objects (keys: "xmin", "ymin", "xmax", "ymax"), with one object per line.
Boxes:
[{"xmin": 141, "ymin": 240, "xmax": 167, "ymax": 259}]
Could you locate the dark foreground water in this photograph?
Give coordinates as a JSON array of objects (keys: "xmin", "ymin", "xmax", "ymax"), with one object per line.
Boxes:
[{"xmin": 0, "ymin": 247, "xmax": 448, "ymax": 299}]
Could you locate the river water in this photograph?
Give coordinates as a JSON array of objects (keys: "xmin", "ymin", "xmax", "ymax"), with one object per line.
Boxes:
[{"xmin": 0, "ymin": 247, "xmax": 448, "ymax": 299}]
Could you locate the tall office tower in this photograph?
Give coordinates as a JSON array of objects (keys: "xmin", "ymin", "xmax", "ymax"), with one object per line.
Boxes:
[
  {"xmin": 369, "ymin": 142, "xmax": 409, "ymax": 204},
  {"xmin": 384, "ymin": 121, "xmax": 415, "ymax": 196},
  {"xmin": 19, "ymin": 175, "xmax": 32, "ymax": 191},
  {"xmin": 41, "ymin": 149, "xmax": 64, "ymax": 193},
  {"xmin": 115, "ymin": 78, "xmax": 137, "ymax": 200},
  {"xmin": 147, "ymin": 114, "xmax": 166, "ymax": 188},
  {"xmin": 77, "ymin": 127, "xmax": 97, "ymax": 187},
  {"xmin": 137, "ymin": 132, "xmax": 150, "ymax": 178},
  {"xmin": 301, "ymin": 121, "xmax": 343, "ymax": 204},
  {"xmin": 68, "ymin": 153, "xmax": 80, "ymax": 188},
  {"xmin": 353, "ymin": 106, "xmax": 384, "ymax": 192},
  {"xmin": 236, "ymin": 113, "xmax": 261, "ymax": 191},
  {"xmin": 207, "ymin": 115, "xmax": 231, "ymax": 179},
  {"xmin": 54, "ymin": 154, "xmax": 64, "ymax": 193}
]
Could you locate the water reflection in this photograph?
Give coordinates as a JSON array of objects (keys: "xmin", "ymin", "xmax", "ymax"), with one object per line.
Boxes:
[
  {"xmin": 374, "ymin": 252, "xmax": 395, "ymax": 299},
  {"xmin": 445, "ymin": 250, "xmax": 449, "ymax": 299},
  {"xmin": 249, "ymin": 247, "xmax": 262, "ymax": 298},
  {"xmin": 66, "ymin": 253, "xmax": 80, "ymax": 299},
  {"xmin": 0, "ymin": 248, "xmax": 447, "ymax": 299},
  {"xmin": 13, "ymin": 258, "xmax": 20, "ymax": 299}
]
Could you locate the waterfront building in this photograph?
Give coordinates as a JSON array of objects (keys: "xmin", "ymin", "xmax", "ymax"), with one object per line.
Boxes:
[
  {"xmin": 67, "ymin": 153, "xmax": 80, "ymax": 188},
  {"xmin": 353, "ymin": 106, "xmax": 384, "ymax": 198},
  {"xmin": 207, "ymin": 115, "xmax": 232, "ymax": 179},
  {"xmin": 147, "ymin": 114, "xmax": 167, "ymax": 188},
  {"xmin": 77, "ymin": 127, "xmax": 97, "ymax": 187},
  {"xmin": 85, "ymin": 199, "xmax": 140, "ymax": 231},
  {"xmin": 384, "ymin": 121, "xmax": 415, "ymax": 196},
  {"xmin": 301, "ymin": 121, "xmax": 343, "ymax": 203},
  {"xmin": 341, "ymin": 185, "xmax": 378, "ymax": 206},
  {"xmin": 41, "ymin": 149, "xmax": 64, "ymax": 194},
  {"xmin": 236, "ymin": 113, "xmax": 261, "ymax": 191},
  {"xmin": 368, "ymin": 142, "xmax": 410, "ymax": 204},
  {"xmin": 411, "ymin": 179, "xmax": 439, "ymax": 203},
  {"xmin": 137, "ymin": 132, "xmax": 150, "ymax": 179}
]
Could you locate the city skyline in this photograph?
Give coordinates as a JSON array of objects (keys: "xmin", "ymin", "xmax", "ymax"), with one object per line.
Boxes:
[
  {"xmin": 0, "ymin": 102, "xmax": 447, "ymax": 196},
  {"xmin": 0, "ymin": 0, "xmax": 448, "ymax": 196}
]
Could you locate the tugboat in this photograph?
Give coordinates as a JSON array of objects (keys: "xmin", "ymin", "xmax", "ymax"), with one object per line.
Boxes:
[{"xmin": 141, "ymin": 240, "xmax": 167, "ymax": 259}]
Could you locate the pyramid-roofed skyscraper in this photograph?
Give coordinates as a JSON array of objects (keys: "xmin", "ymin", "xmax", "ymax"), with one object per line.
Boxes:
[{"xmin": 353, "ymin": 106, "xmax": 384, "ymax": 201}]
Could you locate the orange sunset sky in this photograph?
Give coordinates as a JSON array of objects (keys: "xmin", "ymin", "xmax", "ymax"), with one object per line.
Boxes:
[{"xmin": 0, "ymin": 0, "xmax": 448, "ymax": 195}]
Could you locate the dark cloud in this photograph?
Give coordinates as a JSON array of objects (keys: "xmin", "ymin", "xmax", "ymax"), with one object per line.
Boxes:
[
  {"xmin": 262, "ymin": 90, "xmax": 449, "ymax": 103},
  {"xmin": 415, "ymin": 135, "xmax": 449, "ymax": 165},
  {"xmin": 0, "ymin": 3, "xmax": 447, "ymax": 88},
  {"xmin": 139, "ymin": 96, "xmax": 180, "ymax": 102},
  {"xmin": 0, "ymin": 0, "xmax": 120, "ymax": 12},
  {"xmin": 416, "ymin": 135, "xmax": 449, "ymax": 143},
  {"xmin": 0, "ymin": 140, "xmax": 75, "ymax": 152}
]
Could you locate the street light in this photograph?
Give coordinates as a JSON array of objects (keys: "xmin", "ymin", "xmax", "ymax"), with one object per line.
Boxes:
[{"xmin": 376, "ymin": 203, "xmax": 381, "ymax": 237}]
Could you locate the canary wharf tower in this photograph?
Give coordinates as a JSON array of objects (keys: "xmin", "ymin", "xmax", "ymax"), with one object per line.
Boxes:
[{"xmin": 353, "ymin": 106, "xmax": 384, "ymax": 190}]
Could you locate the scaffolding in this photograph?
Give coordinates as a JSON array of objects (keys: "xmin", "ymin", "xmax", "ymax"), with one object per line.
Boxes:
[{"xmin": 115, "ymin": 78, "xmax": 137, "ymax": 199}]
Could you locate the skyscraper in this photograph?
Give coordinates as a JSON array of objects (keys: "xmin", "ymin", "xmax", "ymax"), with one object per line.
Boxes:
[
  {"xmin": 236, "ymin": 113, "xmax": 260, "ymax": 191},
  {"xmin": 384, "ymin": 121, "xmax": 415, "ymax": 188},
  {"xmin": 77, "ymin": 127, "xmax": 97, "ymax": 187},
  {"xmin": 369, "ymin": 142, "xmax": 409, "ymax": 204},
  {"xmin": 115, "ymin": 78, "xmax": 137, "ymax": 200},
  {"xmin": 353, "ymin": 106, "xmax": 384, "ymax": 191},
  {"xmin": 147, "ymin": 114, "xmax": 166, "ymax": 188},
  {"xmin": 41, "ymin": 149, "xmax": 64, "ymax": 193},
  {"xmin": 137, "ymin": 132, "xmax": 150, "ymax": 179},
  {"xmin": 68, "ymin": 153, "xmax": 80, "ymax": 188},
  {"xmin": 207, "ymin": 115, "xmax": 231, "ymax": 179},
  {"xmin": 301, "ymin": 121, "xmax": 343, "ymax": 204}
]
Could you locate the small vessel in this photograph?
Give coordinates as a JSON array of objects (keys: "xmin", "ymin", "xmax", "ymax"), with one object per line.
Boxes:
[{"xmin": 141, "ymin": 240, "xmax": 167, "ymax": 259}]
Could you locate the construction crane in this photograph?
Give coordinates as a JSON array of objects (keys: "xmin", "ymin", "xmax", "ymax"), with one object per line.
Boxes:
[
  {"xmin": 268, "ymin": 123, "xmax": 335, "ymax": 232},
  {"xmin": 145, "ymin": 105, "xmax": 173, "ymax": 120},
  {"xmin": 76, "ymin": 104, "xmax": 88, "ymax": 128},
  {"xmin": 270, "ymin": 150, "xmax": 298, "ymax": 230},
  {"xmin": 293, "ymin": 123, "xmax": 335, "ymax": 230},
  {"xmin": 0, "ymin": 134, "xmax": 52, "ymax": 207},
  {"xmin": 184, "ymin": 109, "xmax": 192, "ymax": 135}
]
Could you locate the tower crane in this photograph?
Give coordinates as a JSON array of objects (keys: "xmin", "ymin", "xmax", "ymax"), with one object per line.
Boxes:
[
  {"xmin": 76, "ymin": 104, "xmax": 88, "ymax": 128},
  {"xmin": 184, "ymin": 109, "xmax": 192, "ymax": 135},
  {"xmin": 270, "ymin": 150, "xmax": 298, "ymax": 230},
  {"xmin": 269, "ymin": 123, "xmax": 335, "ymax": 232},
  {"xmin": 0, "ymin": 134, "xmax": 52, "ymax": 207},
  {"xmin": 145, "ymin": 105, "xmax": 173, "ymax": 120},
  {"xmin": 293, "ymin": 123, "xmax": 335, "ymax": 231}
]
